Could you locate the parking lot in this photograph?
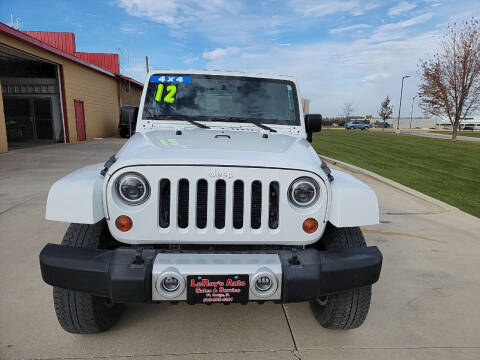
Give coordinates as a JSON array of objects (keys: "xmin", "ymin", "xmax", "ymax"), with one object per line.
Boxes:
[{"xmin": 1, "ymin": 139, "xmax": 480, "ymax": 360}]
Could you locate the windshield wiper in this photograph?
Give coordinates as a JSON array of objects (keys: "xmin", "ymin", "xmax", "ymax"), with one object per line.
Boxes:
[
  {"xmin": 221, "ymin": 117, "xmax": 277, "ymax": 133},
  {"xmin": 184, "ymin": 119, "xmax": 210, "ymax": 129},
  {"xmin": 145, "ymin": 115, "xmax": 210, "ymax": 129}
]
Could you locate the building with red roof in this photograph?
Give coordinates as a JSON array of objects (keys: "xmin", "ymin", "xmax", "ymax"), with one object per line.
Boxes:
[{"xmin": 0, "ymin": 23, "xmax": 144, "ymax": 153}]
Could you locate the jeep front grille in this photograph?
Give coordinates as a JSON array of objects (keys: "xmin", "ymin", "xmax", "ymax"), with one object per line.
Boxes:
[{"xmin": 158, "ymin": 178, "xmax": 280, "ymax": 231}]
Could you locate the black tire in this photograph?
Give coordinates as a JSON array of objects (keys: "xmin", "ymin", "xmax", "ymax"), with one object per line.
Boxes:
[
  {"xmin": 53, "ymin": 220, "xmax": 124, "ymax": 334},
  {"xmin": 119, "ymin": 129, "xmax": 129, "ymax": 138},
  {"xmin": 310, "ymin": 224, "xmax": 372, "ymax": 329}
]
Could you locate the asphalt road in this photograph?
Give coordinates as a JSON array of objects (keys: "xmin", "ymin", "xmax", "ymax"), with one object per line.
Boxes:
[{"xmin": 1, "ymin": 139, "xmax": 479, "ymax": 360}]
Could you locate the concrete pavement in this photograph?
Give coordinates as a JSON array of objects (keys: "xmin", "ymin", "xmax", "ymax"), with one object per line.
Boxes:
[
  {"xmin": 399, "ymin": 129, "xmax": 480, "ymax": 142},
  {"xmin": 1, "ymin": 139, "xmax": 479, "ymax": 360}
]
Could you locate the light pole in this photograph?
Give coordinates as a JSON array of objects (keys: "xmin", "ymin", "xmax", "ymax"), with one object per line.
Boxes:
[
  {"xmin": 396, "ymin": 75, "xmax": 410, "ymax": 133},
  {"xmin": 409, "ymin": 95, "xmax": 418, "ymax": 129}
]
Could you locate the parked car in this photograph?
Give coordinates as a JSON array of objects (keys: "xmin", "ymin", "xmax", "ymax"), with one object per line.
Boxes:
[
  {"xmin": 375, "ymin": 122, "xmax": 391, "ymax": 128},
  {"xmin": 345, "ymin": 120, "xmax": 370, "ymax": 130},
  {"xmin": 40, "ymin": 70, "xmax": 382, "ymax": 334},
  {"xmin": 118, "ymin": 105, "xmax": 139, "ymax": 138}
]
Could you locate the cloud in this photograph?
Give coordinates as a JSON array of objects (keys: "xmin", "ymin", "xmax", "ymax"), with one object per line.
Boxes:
[
  {"xmin": 116, "ymin": 0, "xmax": 293, "ymax": 45},
  {"xmin": 388, "ymin": 2, "xmax": 417, "ymax": 16},
  {"xmin": 124, "ymin": 63, "xmax": 148, "ymax": 82},
  {"xmin": 364, "ymin": 73, "xmax": 390, "ymax": 82},
  {"xmin": 202, "ymin": 47, "xmax": 240, "ymax": 61},
  {"xmin": 291, "ymin": 0, "xmax": 379, "ymax": 17},
  {"xmin": 371, "ymin": 13, "xmax": 433, "ymax": 41},
  {"xmin": 119, "ymin": 24, "xmax": 145, "ymax": 35},
  {"xmin": 182, "ymin": 54, "xmax": 200, "ymax": 65},
  {"xmin": 329, "ymin": 24, "xmax": 371, "ymax": 34},
  {"xmin": 200, "ymin": 30, "xmax": 438, "ymax": 116},
  {"xmin": 117, "ymin": 0, "xmax": 181, "ymax": 25},
  {"xmin": 116, "ymin": 0, "xmax": 474, "ymax": 116},
  {"xmin": 116, "ymin": 0, "xmax": 242, "ymax": 27}
]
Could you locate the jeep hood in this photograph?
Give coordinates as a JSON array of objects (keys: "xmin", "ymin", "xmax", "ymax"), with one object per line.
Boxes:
[{"xmin": 108, "ymin": 129, "xmax": 324, "ymax": 176}]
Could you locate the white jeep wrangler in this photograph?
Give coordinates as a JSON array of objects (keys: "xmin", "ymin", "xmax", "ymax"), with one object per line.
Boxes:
[{"xmin": 40, "ymin": 70, "xmax": 382, "ymax": 334}]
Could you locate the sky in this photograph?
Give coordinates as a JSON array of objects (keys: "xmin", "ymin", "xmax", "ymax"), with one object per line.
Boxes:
[{"xmin": 2, "ymin": 0, "xmax": 479, "ymax": 116}]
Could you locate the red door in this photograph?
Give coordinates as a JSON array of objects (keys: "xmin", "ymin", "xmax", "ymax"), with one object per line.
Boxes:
[{"xmin": 74, "ymin": 100, "xmax": 86, "ymax": 141}]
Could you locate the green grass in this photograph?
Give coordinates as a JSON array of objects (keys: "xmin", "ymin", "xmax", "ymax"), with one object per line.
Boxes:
[
  {"xmin": 312, "ymin": 130, "xmax": 480, "ymax": 218},
  {"xmin": 429, "ymin": 131, "xmax": 480, "ymax": 138}
]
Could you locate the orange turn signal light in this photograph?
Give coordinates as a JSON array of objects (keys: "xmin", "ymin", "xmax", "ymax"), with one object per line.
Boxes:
[
  {"xmin": 302, "ymin": 218, "xmax": 318, "ymax": 234},
  {"xmin": 116, "ymin": 215, "xmax": 133, "ymax": 232}
]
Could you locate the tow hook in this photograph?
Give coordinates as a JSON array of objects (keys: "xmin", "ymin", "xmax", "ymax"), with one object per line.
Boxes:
[{"xmin": 132, "ymin": 248, "xmax": 144, "ymax": 265}]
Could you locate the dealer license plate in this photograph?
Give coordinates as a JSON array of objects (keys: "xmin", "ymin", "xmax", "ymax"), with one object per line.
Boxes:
[{"xmin": 187, "ymin": 275, "xmax": 249, "ymax": 304}]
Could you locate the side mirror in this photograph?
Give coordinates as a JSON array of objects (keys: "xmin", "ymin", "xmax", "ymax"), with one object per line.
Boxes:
[
  {"xmin": 121, "ymin": 106, "xmax": 139, "ymax": 137},
  {"xmin": 305, "ymin": 114, "xmax": 322, "ymax": 142}
]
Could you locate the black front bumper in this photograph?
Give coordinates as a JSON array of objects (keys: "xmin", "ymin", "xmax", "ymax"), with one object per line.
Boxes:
[{"xmin": 39, "ymin": 244, "xmax": 382, "ymax": 303}]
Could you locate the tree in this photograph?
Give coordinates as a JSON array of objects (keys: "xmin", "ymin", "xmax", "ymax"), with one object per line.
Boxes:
[
  {"xmin": 342, "ymin": 102, "xmax": 354, "ymax": 122},
  {"xmin": 418, "ymin": 18, "xmax": 480, "ymax": 140},
  {"xmin": 378, "ymin": 96, "xmax": 393, "ymax": 129}
]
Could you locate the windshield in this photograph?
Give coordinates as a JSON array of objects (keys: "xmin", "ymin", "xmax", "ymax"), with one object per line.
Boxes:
[{"xmin": 142, "ymin": 74, "xmax": 300, "ymax": 126}]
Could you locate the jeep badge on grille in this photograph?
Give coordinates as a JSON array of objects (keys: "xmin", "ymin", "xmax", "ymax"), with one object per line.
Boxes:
[{"xmin": 209, "ymin": 169, "xmax": 233, "ymax": 179}]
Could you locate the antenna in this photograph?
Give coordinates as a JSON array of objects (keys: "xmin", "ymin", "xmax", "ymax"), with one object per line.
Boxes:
[
  {"xmin": 117, "ymin": 47, "xmax": 130, "ymax": 72},
  {"xmin": 15, "ymin": 17, "xmax": 21, "ymax": 30}
]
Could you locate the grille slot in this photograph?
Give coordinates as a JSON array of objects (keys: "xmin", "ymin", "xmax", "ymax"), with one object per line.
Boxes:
[
  {"xmin": 196, "ymin": 180, "xmax": 208, "ymax": 229},
  {"xmin": 215, "ymin": 180, "xmax": 226, "ymax": 229},
  {"xmin": 159, "ymin": 179, "xmax": 170, "ymax": 228},
  {"xmin": 232, "ymin": 180, "xmax": 244, "ymax": 229},
  {"xmin": 269, "ymin": 182, "xmax": 279, "ymax": 229},
  {"xmin": 159, "ymin": 176, "xmax": 280, "ymax": 232},
  {"xmin": 251, "ymin": 180, "xmax": 262, "ymax": 229},
  {"xmin": 177, "ymin": 179, "xmax": 189, "ymax": 228}
]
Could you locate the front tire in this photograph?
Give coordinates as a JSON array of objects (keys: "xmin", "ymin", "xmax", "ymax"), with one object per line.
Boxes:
[
  {"xmin": 52, "ymin": 221, "xmax": 124, "ymax": 334},
  {"xmin": 310, "ymin": 224, "xmax": 372, "ymax": 329}
]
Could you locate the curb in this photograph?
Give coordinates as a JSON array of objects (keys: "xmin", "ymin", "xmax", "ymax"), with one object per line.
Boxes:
[{"xmin": 319, "ymin": 155, "xmax": 459, "ymax": 212}]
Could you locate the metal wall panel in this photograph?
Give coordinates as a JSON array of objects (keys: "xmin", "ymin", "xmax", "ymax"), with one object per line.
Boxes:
[
  {"xmin": 22, "ymin": 31, "xmax": 119, "ymax": 74},
  {"xmin": 75, "ymin": 52, "xmax": 120, "ymax": 74},
  {"xmin": 23, "ymin": 31, "xmax": 76, "ymax": 54}
]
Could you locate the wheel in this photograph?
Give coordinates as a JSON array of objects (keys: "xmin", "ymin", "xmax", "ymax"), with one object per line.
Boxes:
[
  {"xmin": 310, "ymin": 224, "xmax": 372, "ymax": 329},
  {"xmin": 119, "ymin": 129, "xmax": 129, "ymax": 138},
  {"xmin": 52, "ymin": 220, "xmax": 124, "ymax": 334}
]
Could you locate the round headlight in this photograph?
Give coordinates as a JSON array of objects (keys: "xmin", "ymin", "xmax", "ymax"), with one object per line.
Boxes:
[
  {"xmin": 288, "ymin": 177, "xmax": 320, "ymax": 207},
  {"xmin": 116, "ymin": 172, "xmax": 150, "ymax": 205}
]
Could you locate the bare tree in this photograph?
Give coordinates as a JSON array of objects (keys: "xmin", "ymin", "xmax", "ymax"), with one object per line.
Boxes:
[
  {"xmin": 378, "ymin": 96, "xmax": 393, "ymax": 130},
  {"xmin": 418, "ymin": 18, "xmax": 480, "ymax": 140},
  {"xmin": 342, "ymin": 102, "xmax": 354, "ymax": 123}
]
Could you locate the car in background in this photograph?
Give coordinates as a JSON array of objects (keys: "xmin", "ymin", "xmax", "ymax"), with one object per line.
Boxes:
[
  {"xmin": 118, "ymin": 105, "xmax": 139, "ymax": 138},
  {"xmin": 463, "ymin": 123, "xmax": 476, "ymax": 130},
  {"xmin": 374, "ymin": 122, "xmax": 391, "ymax": 128},
  {"xmin": 345, "ymin": 120, "xmax": 370, "ymax": 130}
]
